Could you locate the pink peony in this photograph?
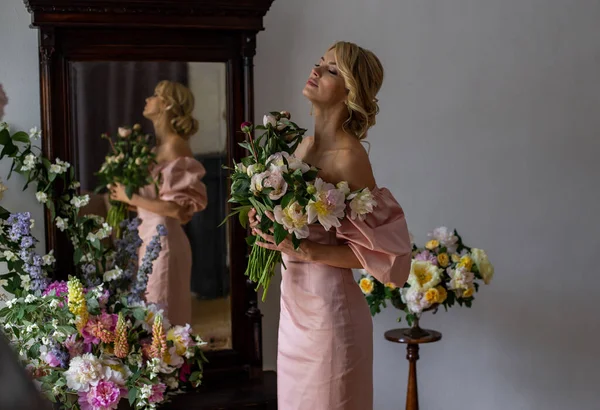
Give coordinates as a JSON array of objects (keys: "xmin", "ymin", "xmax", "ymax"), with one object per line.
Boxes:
[
  {"xmin": 78, "ymin": 380, "xmax": 124, "ymax": 410},
  {"xmin": 149, "ymin": 383, "xmax": 166, "ymax": 403}
]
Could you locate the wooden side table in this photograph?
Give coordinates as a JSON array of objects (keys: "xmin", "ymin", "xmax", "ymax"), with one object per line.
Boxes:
[{"xmin": 384, "ymin": 320, "xmax": 442, "ymax": 410}]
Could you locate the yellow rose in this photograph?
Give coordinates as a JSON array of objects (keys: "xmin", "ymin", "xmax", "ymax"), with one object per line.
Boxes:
[
  {"xmin": 457, "ymin": 255, "xmax": 473, "ymax": 271},
  {"xmin": 359, "ymin": 278, "xmax": 374, "ymax": 295},
  {"xmin": 463, "ymin": 287, "xmax": 474, "ymax": 298},
  {"xmin": 435, "ymin": 286, "xmax": 448, "ymax": 303},
  {"xmin": 425, "ymin": 240, "xmax": 440, "ymax": 250},
  {"xmin": 437, "ymin": 253, "xmax": 450, "ymax": 268},
  {"xmin": 424, "ymin": 288, "xmax": 439, "ymax": 304},
  {"xmin": 451, "ymin": 253, "xmax": 461, "ymax": 263},
  {"xmin": 385, "ymin": 282, "xmax": 398, "ymax": 289}
]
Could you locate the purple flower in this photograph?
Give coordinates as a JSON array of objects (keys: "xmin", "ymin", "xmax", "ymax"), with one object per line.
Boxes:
[
  {"xmin": 20, "ymin": 236, "xmax": 34, "ymax": 249},
  {"xmin": 44, "ymin": 345, "xmax": 69, "ymax": 368},
  {"xmin": 32, "ymin": 254, "xmax": 43, "ymax": 267},
  {"xmin": 157, "ymin": 224, "xmax": 167, "ymax": 236},
  {"xmin": 128, "ymin": 227, "xmax": 164, "ymax": 304},
  {"xmin": 43, "ymin": 281, "xmax": 69, "ymax": 307}
]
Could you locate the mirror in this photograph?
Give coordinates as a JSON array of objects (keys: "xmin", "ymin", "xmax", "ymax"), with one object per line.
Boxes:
[{"xmin": 68, "ymin": 61, "xmax": 232, "ymax": 351}]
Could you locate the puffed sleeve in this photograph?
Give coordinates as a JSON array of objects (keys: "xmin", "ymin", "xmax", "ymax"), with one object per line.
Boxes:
[
  {"xmin": 336, "ymin": 187, "xmax": 412, "ymax": 286},
  {"xmin": 159, "ymin": 158, "xmax": 208, "ymax": 223}
]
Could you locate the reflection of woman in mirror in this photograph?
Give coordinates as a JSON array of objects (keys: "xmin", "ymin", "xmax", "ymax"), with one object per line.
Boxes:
[
  {"xmin": 249, "ymin": 42, "xmax": 412, "ymax": 409},
  {"xmin": 109, "ymin": 80, "xmax": 207, "ymax": 325}
]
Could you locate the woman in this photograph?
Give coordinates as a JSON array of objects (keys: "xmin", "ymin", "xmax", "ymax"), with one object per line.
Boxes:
[
  {"xmin": 110, "ymin": 80, "xmax": 208, "ymax": 326},
  {"xmin": 250, "ymin": 42, "xmax": 412, "ymax": 410}
]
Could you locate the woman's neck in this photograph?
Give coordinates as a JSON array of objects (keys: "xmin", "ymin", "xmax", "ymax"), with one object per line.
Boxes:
[{"xmin": 312, "ymin": 104, "xmax": 348, "ymax": 150}]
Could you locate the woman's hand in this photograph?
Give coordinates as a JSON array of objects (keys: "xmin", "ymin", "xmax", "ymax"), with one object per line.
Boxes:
[
  {"xmin": 251, "ymin": 210, "xmax": 313, "ymax": 262},
  {"xmin": 108, "ymin": 183, "xmax": 132, "ymax": 205}
]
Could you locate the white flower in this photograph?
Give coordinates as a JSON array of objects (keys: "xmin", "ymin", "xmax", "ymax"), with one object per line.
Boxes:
[
  {"xmin": 20, "ymin": 154, "xmax": 37, "ymax": 172},
  {"xmin": 263, "ymin": 114, "xmax": 277, "ymax": 128},
  {"xmin": 103, "ymin": 266, "xmax": 123, "ymax": 282},
  {"xmin": 166, "ymin": 377, "xmax": 179, "ymax": 389},
  {"xmin": 274, "ymin": 201, "xmax": 309, "ymax": 239},
  {"xmin": 135, "ymin": 157, "xmax": 142, "ymax": 166},
  {"xmin": 70, "ymin": 181, "xmax": 80, "ymax": 189},
  {"xmin": 286, "ymin": 154, "xmax": 310, "ymax": 174},
  {"xmin": 49, "ymin": 299, "xmax": 59, "ymax": 309},
  {"xmin": 246, "ymin": 163, "xmax": 264, "ymax": 177},
  {"xmin": 24, "ymin": 295, "xmax": 36, "ymax": 303},
  {"xmin": 20, "ymin": 275, "xmax": 30, "ymax": 290},
  {"xmin": 118, "ymin": 127, "xmax": 132, "ymax": 138},
  {"xmin": 263, "ymin": 167, "xmax": 288, "ymax": 200},
  {"xmin": 3, "ymin": 251, "xmax": 18, "ymax": 262},
  {"xmin": 470, "ymin": 248, "xmax": 494, "ymax": 284},
  {"xmin": 41, "ymin": 337, "xmax": 50, "ymax": 346},
  {"xmin": 26, "ymin": 324, "xmax": 38, "ymax": 332},
  {"xmin": 401, "ymin": 287, "xmax": 429, "ymax": 314},
  {"xmin": 70, "ymin": 194, "xmax": 90, "ymax": 209},
  {"xmin": 429, "ymin": 226, "xmax": 459, "ymax": 253},
  {"xmin": 447, "ymin": 266, "xmax": 475, "ymax": 291},
  {"xmin": 49, "ymin": 158, "xmax": 70, "ymax": 174},
  {"xmin": 51, "ymin": 319, "xmax": 58, "ymax": 327},
  {"xmin": 55, "ymin": 217, "xmax": 68, "ymax": 231},
  {"xmin": 348, "ymin": 188, "xmax": 377, "ymax": 221},
  {"xmin": 35, "ymin": 191, "xmax": 48, "ymax": 204},
  {"xmin": 336, "ymin": 181, "xmax": 350, "ymax": 197},
  {"xmin": 407, "ymin": 260, "xmax": 442, "ymax": 291},
  {"xmin": 0, "ymin": 122, "xmax": 8, "ymax": 132},
  {"xmin": 5, "ymin": 298, "xmax": 18, "ymax": 308},
  {"xmin": 235, "ymin": 162, "xmax": 247, "ymax": 173},
  {"xmin": 250, "ymin": 171, "xmax": 269, "ymax": 195},
  {"xmin": 65, "ymin": 353, "xmax": 104, "ymax": 391},
  {"xmin": 306, "ymin": 178, "xmax": 346, "ymax": 231},
  {"xmin": 29, "ymin": 219, "xmax": 34, "ymax": 229},
  {"xmin": 29, "ymin": 126, "xmax": 41, "ymax": 140},
  {"xmin": 42, "ymin": 251, "xmax": 55, "ymax": 266}
]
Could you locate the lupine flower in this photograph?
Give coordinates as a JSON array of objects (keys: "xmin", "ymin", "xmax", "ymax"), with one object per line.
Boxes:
[
  {"xmin": 67, "ymin": 277, "xmax": 89, "ymax": 332},
  {"xmin": 114, "ymin": 313, "xmax": 129, "ymax": 359}
]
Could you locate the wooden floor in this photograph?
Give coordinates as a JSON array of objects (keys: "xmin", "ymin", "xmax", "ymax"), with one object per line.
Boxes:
[{"xmin": 191, "ymin": 295, "xmax": 232, "ymax": 351}]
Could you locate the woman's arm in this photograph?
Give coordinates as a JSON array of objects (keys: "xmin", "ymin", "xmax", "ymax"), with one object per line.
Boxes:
[{"xmin": 109, "ymin": 183, "xmax": 184, "ymax": 221}]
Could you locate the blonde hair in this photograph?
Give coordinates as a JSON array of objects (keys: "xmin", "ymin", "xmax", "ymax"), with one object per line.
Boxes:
[
  {"xmin": 155, "ymin": 80, "xmax": 199, "ymax": 139},
  {"xmin": 329, "ymin": 41, "xmax": 384, "ymax": 140}
]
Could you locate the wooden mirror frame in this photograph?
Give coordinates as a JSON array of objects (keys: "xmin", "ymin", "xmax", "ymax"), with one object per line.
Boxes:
[{"xmin": 24, "ymin": 0, "xmax": 274, "ymax": 386}]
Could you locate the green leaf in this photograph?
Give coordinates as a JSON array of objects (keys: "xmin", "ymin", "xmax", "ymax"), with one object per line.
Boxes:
[
  {"xmin": 274, "ymin": 223, "xmax": 287, "ymax": 245},
  {"xmin": 128, "ymin": 387, "xmax": 139, "ymax": 406},
  {"xmin": 132, "ymin": 308, "xmax": 147, "ymax": 322},
  {"xmin": 11, "ymin": 132, "xmax": 30, "ymax": 143},
  {"xmin": 125, "ymin": 184, "xmax": 135, "ymax": 199},
  {"xmin": 0, "ymin": 128, "xmax": 10, "ymax": 145},
  {"xmin": 0, "ymin": 143, "xmax": 17, "ymax": 159},
  {"xmin": 238, "ymin": 206, "xmax": 251, "ymax": 229},
  {"xmin": 291, "ymin": 235, "xmax": 301, "ymax": 250},
  {"xmin": 280, "ymin": 192, "xmax": 294, "ymax": 209},
  {"xmin": 245, "ymin": 235, "xmax": 257, "ymax": 246}
]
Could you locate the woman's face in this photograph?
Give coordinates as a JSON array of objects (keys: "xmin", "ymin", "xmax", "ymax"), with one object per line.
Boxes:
[
  {"xmin": 143, "ymin": 89, "xmax": 166, "ymax": 120},
  {"xmin": 302, "ymin": 48, "xmax": 347, "ymax": 108}
]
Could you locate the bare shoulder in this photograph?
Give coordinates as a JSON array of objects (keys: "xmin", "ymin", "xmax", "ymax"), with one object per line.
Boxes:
[{"xmin": 333, "ymin": 141, "xmax": 376, "ymax": 190}]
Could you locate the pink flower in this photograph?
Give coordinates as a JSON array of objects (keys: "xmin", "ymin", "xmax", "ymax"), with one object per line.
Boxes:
[
  {"xmin": 149, "ymin": 383, "xmax": 166, "ymax": 403},
  {"xmin": 414, "ymin": 250, "xmax": 438, "ymax": 266},
  {"xmin": 64, "ymin": 334, "xmax": 92, "ymax": 358},
  {"xmin": 98, "ymin": 290, "xmax": 110, "ymax": 309},
  {"xmin": 179, "ymin": 362, "xmax": 191, "ymax": 382},
  {"xmin": 82, "ymin": 312, "xmax": 118, "ymax": 344},
  {"xmin": 78, "ymin": 380, "xmax": 124, "ymax": 410},
  {"xmin": 44, "ymin": 352, "xmax": 61, "ymax": 367}
]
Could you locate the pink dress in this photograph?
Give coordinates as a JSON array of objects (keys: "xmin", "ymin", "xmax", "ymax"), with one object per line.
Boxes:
[
  {"xmin": 278, "ymin": 187, "xmax": 412, "ymax": 410},
  {"xmin": 137, "ymin": 157, "xmax": 208, "ymax": 326}
]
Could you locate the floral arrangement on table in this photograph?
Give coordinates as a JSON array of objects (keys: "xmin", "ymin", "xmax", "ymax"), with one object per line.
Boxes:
[
  {"xmin": 0, "ymin": 122, "xmax": 206, "ymax": 409},
  {"xmin": 357, "ymin": 226, "xmax": 494, "ymax": 326},
  {"xmin": 225, "ymin": 111, "xmax": 378, "ymax": 300},
  {"xmin": 95, "ymin": 124, "xmax": 157, "ymax": 237}
]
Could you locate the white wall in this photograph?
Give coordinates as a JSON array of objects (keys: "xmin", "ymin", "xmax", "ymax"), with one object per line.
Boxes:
[
  {"xmin": 256, "ymin": 1, "xmax": 600, "ymax": 409},
  {"xmin": 0, "ymin": 1, "xmax": 44, "ymax": 255}
]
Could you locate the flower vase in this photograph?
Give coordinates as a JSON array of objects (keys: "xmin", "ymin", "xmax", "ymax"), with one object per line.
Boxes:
[{"xmin": 404, "ymin": 315, "xmax": 432, "ymax": 339}]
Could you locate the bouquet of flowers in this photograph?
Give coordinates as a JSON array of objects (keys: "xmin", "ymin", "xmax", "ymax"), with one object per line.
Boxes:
[
  {"xmin": 95, "ymin": 124, "xmax": 157, "ymax": 237},
  {"xmin": 357, "ymin": 227, "xmax": 494, "ymax": 325},
  {"xmin": 226, "ymin": 111, "xmax": 378, "ymax": 300},
  {"xmin": 0, "ymin": 124, "xmax": 206, "ymax": 409}
]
